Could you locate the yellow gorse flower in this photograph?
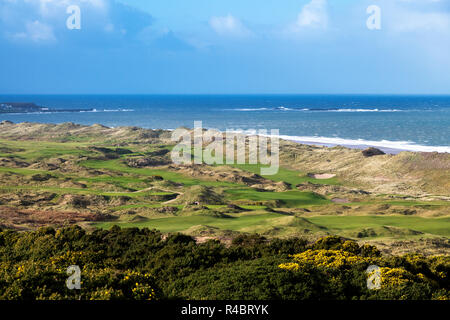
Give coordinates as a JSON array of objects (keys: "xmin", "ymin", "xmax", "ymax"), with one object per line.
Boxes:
[
  {"xmin": 16, "ymin": 264, "xmax": 25, "ymax": 276},
  {"xmin": 379, "ymin": 267, "xmax": 413, "ymax": 287},
  {"xmin": 278, "ymin": 262, "xmax": 300, "ymax": 271},
  {"xmin": 279, "ymin": 249, "xmax": 372, "ymax": 270}
]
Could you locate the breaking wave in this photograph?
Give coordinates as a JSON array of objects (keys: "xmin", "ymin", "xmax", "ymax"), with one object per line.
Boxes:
[
  {"xmin": 275, "ymin": 135, "xmax": 450, "ymax": 153},
  {"xmin": 230, "ymin": 107, "xmax": 404, "ymax": 112}
]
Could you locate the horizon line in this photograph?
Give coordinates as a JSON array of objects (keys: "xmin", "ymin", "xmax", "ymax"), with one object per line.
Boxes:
[{"xmin": 1, "ymin": 93, "xmax": 450, "ymax": 96}]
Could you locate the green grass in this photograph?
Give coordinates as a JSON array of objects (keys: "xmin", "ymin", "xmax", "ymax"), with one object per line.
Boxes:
[
  {"xmin": 2, "ymin": 138, "xmax": 449, "ymax": 242},
  {"xmin": 229, "ymin": 164, "xmax": 340, "ymax": 185},
  {"xmin": 383, "ymin": 200, "xmax": 450, "ymax": 207},
  {"xmin": 81, "ymin": 159, "xmax": 244, "ymax": 188},
  {"xmin": 94, "ymin": 211, "xmax": 285, "ymax": 232},
  {"xmin": 0, "ymin": 139, "xmax": 92, "ymax": 160},
  {"xmin": 0, "ymin": 185, "xmax": 176, "ymax": 198},
  {"xmin": 110, "ymin": 204, "xmax": 267, "ymax": 212},
  {"xmin": 0, "ymin": 166, "xmax": 55, "ymax": 176},
  {"xmin": 307, "ymin": 215, "xmax": 450, "ymax": 237},
  {"xmin": 93, "ymin": 212, "xmax": 450, "ymax": 239},
  {"xmin": 340, "ymin": 199, "xmax": 450, "ymax": 208},
  {"xmin": 225, "ymin": 188, "xmax": 330, "ymax": 207}
]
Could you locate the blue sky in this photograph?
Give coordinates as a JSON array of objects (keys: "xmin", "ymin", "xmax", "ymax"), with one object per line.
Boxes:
[{"xmin": 0, "ymin": 0, "xmax": 449, "ymax": 94}]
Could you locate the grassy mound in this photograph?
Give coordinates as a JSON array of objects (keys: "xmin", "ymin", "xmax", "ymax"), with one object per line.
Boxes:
[
  {"xmin": 243, "ymin": 216, "xmax": 328, "ymax": 238},
  {"xmin": 172, "ymin": 185, "xmax": 225, "ymax": 205},
  {"xmin": 349, "ymin": 226, "xmax": 424, "ymax": 239}
]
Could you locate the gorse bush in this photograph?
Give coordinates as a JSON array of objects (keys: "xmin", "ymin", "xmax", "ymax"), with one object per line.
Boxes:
[
  {"xmin": 0, "ymin": 227, "xmax": 448, "ymax": 300},
  {"xmin": 278, "ymin": 237, "xmax": 449, "ymax": 300}
]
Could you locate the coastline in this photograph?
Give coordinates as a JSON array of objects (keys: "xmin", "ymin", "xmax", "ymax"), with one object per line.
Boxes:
[
  {"xmin": 1, "ymin": 120, "xmax": 449, "ymax": 154},
  {"xmin": 0, "ymin": 95, "xmax": 448, "ymax": 155},
  {"xmin": 231, "ymin": 130, "xmax": 450, "ymax": 155},
  {"xmin": 290, "ymin": 139, "xmax": 404, "ymax": 155},
  {"xmin": 275, "ymin": 135, "xmax": 450, "ymax": 154}
]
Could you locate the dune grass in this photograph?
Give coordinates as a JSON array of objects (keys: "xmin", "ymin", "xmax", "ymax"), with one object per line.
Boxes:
[
  {"xmin": 0, "ymin": 139, "xmax": 92, "ymax": 160},
  {"xmin": 81, "ymin": 159, "xmax": 243, "ymax": 188},
  {"xmin": 94, "ymin": 211, "xmax": 285, "ymax": 232},
  {"xmin": 307, "ymin": 215, "xmax": 450, "ymax": 237},
  {"xmin": 0, "ymin": 184, "xmax": 176, "ymax": 198},
  {"xmin": 93, "ymin": 212, "xmax": 450, "ymax": 239},
  {"xmin": 230, "ymin": 163, "xmax": 340, "ymax": 185},
  {"xmin": 225, "ymin": 188, "xmax": 330, "ymax": 207},
  {"xmin": 2, "ymin": 137, "xmax": 449, "ymax": 242}
]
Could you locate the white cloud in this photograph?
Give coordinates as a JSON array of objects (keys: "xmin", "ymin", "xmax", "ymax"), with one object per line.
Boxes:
[
  {"xmin": 380, "ymin": 0, "xmax": 450, "ymax": 76},
  {"xmin": 8, "ymin": 20, "xmax": 56, "ymax": 42},
  {"xmin": 26, "ymin": 20, "xmax": 56, "ymax": 42},
  {"xmin": 395, "ymin": 12, "xmax": 449, "ymax": 32},
  {"xmin": 34, "ymin": 0, "xmax": 107, "ymax": 18},
  {"xmin": 387, "ymin": 7, "xmax": 450, "ymax": 33},
  {"xmin": 0, "ymin": 0, "xmax": 152, "ymax": 44},
  {"xmin": 376, "ymin": 0, "xmax": 450, "ymax": 33},
  {"xmin": 294, "ymin": 0, "xmax": 328, "ymax": 30},
  {"xmin": 209, "ymin": 14, "xmax": 252, "ymax": 38}
]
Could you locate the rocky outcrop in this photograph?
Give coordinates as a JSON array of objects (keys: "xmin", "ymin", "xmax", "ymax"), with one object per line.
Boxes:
[{"xmin": 362, "ymin": 147, "xmax": 386, "ymax": 157}]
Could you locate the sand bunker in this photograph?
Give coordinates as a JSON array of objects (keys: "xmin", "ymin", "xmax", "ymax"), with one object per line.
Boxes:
[
  {"xmin": 331, "ymin": 198, "xmax": 350, "ymax": 203},
  {"xmin": 308, "ymin": 173, "xmax": 336, "ymax": 179}
]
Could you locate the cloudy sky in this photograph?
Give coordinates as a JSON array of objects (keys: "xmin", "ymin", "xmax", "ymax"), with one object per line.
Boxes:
[{"xmin": 0, "ymin": 0, "xmax": 449, "ymax": 94}]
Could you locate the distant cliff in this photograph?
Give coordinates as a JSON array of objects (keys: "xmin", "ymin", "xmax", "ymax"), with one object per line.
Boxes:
[
  {"xmin": 0, "ymin": 102, "xmax": 93, "ymax": 113},
  {"xmin": 0, "ymin": 102, "xmax": 44, "ymax": 113}
]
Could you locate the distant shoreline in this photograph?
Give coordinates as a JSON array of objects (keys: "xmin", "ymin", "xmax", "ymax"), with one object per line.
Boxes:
[
  {"xmin": 290, "ymin": 139, "xmax": 403, "ymax": 155},
  {"xmin": 0, "ymin": 102, "xmax": 93, "ymax": 114},
  {"xmin": 1, "ymin": 120, "xmax": 448, "ymax": 154},
  {"xmin": 274, "ymin": 135, "xmax": 450, "ymax": 154},
  {"xmin": 0, "ymin": 95, "xmax": 448, "ymax": 153}
]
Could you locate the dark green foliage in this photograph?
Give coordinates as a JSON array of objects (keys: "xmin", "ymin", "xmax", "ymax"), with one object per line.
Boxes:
[
  {"xmin": 165, "ymin": 258, "xmax": 337, "ymax": 300},
  {"xmin": 0, "ymin": 228, "xmax": 447, "ymax": 300},
  {"xmin": 312, "ymin": 235, "xmax": 345, "ymax": 250},
  {"xmin": 232, "ymin": 233, "xmax": 267, "ymax": 247}
]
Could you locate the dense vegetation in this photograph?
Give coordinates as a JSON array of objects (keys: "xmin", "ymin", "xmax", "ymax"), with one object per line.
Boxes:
[
  {"xmin": 0, "ymin": 226, "xmax": 448, "ymax": 300},
  {"xmin": 0, "ymin": 122, "xmax": 449, "ymax": 259},
  {"xmin": 0, "ymin": 122, "xmax": 448, "ymax": 300}
]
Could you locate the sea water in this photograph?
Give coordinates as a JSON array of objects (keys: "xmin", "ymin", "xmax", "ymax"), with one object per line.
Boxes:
[{"xmin": 0, "ymin": 94, "xmax": 449, "ymax": 153}]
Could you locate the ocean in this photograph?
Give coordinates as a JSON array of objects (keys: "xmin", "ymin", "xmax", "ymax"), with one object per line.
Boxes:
[{"xmin": 1, "ymin": 94, "xmax": 449, "ymax": 153}]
